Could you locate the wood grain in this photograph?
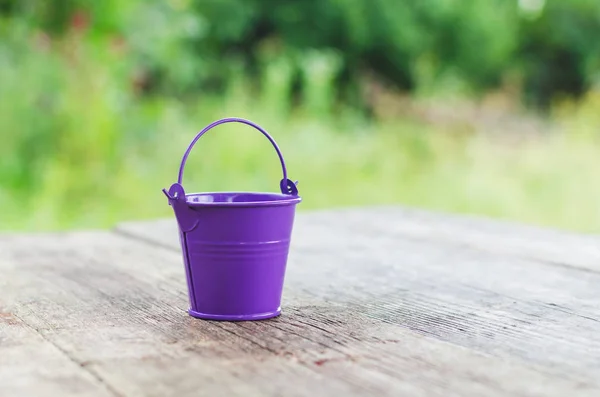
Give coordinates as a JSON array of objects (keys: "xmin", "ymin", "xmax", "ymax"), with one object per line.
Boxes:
[
  {"xmin": 117, "ymin": 214, "xmax": 600, "ymax": 376},
  {"xmin": 2, "ymin": 207, "xmax": 600, "ymax": 396},
  {"xmin": 117, "ymin": 207, "xmax": 600, "ymax": 273},
  {"xmin": 0, "ymin": 243, "xmax": 115, "ymax": 397}
]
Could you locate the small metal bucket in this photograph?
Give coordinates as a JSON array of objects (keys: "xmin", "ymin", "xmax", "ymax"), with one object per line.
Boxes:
[{"xmin": 163, "ymin": 118, "xmax": 301, "ymax": 321}]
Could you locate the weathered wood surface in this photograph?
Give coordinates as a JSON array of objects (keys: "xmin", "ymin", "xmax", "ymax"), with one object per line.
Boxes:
[{"xmin": 2, "ymin": 207, "xmax": 600, "ymax": 396}]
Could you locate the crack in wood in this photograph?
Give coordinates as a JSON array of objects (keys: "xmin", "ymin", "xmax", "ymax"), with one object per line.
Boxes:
[{"xmin": 11, "ymin": 312, "xmax": 125, "ymax": 397}]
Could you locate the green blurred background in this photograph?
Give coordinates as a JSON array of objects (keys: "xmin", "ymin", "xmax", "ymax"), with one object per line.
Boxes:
[{"xmin": 1, "ymin": 0, "xmax": 600, "ymax": 232}]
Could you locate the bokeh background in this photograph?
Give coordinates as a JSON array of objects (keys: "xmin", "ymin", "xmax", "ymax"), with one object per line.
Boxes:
[{"xmin": 1, "ymin": 0, "xmax": 600, "ymax": 232}]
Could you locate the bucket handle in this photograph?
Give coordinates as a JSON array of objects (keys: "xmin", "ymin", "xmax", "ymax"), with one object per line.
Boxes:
[{"xmin": 174, "ymin": 117, "xmax": 298, "ymax": 196}]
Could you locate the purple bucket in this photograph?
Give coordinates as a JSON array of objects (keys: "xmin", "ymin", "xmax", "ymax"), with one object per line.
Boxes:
[{"xmin": 163, "ymin": 118, "xmax": 301, "ymax": 321}]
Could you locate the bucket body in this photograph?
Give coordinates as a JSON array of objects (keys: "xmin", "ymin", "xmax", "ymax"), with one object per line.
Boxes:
[
  {"xmin": 180, "ymin": 192, "xmax": 300, "ymax": 320},
  {"xmin": 164, "ymin": 118, "xmax": 301, "ymax": 321}
]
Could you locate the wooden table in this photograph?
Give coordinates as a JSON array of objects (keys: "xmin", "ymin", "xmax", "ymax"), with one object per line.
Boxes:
[{"xmin": 2, "ymin": 207, "xmax": 600, "ymax": 396}]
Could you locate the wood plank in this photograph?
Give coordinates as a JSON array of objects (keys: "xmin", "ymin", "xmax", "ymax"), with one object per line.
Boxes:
[
  {"xmin": 1, "ymin": 227, "xmax": 600, "ymax": 396},
  {"xmin": 334, "ymin": 207, "xmax": 600, "ymax": 273},
  {"xmin": 116, "ymin": 207, "xmax": 600, "ymax": 272},
  {"xmin": 116, "ymin": 214, "xmax": 600, "ymax": 377},
  {"xmin": 0, "ymin": 251, "xmax": 116, "ymax": 397}
]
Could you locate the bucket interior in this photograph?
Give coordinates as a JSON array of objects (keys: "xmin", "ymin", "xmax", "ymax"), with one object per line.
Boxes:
[{"xmin": 186, "ymin": 192, "xmax": 301, "ymax": 207}]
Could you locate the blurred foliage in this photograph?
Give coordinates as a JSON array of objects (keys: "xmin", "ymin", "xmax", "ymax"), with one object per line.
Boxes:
[
  {"xmin": 1, "ymin": 0, "xmax": 600, "ymax": 232},
  {"xmin": 3, "ymin": 0, "xmax": 599, "ymax": 102}
]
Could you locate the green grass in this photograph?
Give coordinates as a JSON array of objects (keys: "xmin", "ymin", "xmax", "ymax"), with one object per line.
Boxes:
[{"xmin": 2, "ymin": 33, "xmax": 600, "ymax": 233}]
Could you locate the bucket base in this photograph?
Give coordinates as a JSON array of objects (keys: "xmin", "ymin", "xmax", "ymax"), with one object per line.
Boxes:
[{"xmin": 188, "ymin": 308, "xmax": 281, "ymax": 321}]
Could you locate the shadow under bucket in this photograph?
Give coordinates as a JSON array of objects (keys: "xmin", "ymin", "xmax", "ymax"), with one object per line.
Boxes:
[{"xmin": 163, "ymin": 118, "xmax": 301, "ymax": 321}]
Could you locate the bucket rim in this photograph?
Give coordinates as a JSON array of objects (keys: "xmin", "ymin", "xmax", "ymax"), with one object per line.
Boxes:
[{"xmin": 184, "ymin": 191, "xmax": 302, "ymax": 207}]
